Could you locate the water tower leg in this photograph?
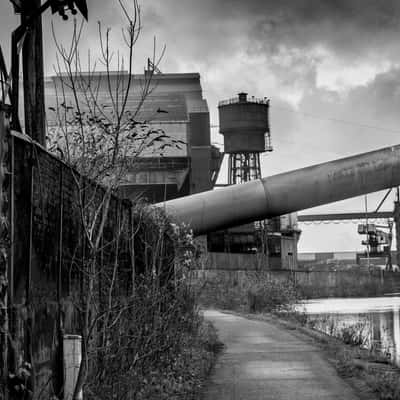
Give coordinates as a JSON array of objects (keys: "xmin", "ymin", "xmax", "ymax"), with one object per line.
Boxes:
[{"xmin": 394, "ymin": 198, "xmax": 400, "ymax": 268}]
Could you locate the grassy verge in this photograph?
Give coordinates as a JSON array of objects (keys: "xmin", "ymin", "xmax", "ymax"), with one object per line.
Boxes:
[
  {"xmin": 194, "ymin": 272, "xmax": 300, "ymax": 313},
  {"xmin": 136, "ymin": 317, "xmax": 223, "ymax": 400}
]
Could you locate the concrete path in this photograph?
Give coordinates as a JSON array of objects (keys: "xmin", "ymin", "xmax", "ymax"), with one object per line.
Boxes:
[{"xmin": 203, "ymin": 310, "xmax": 361, "ymax": 400}]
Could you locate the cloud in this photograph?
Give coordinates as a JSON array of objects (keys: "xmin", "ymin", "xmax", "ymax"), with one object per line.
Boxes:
[
  {"xmin": 1, "ymin": 0, "xmax": 400, "ymax": 250},
  {"xmin": 139, "ymin": 0, "xmax": 400, "ymax": 92},
  {"xmin": 255, "ymin": 65, "xmax": 400, "ymax": 180},
  {"xmin": 295, "ymin": 67, "xmax": 400, "ymax": 155},
  {"xmin": 203, "ymin": 0, "xmax": 400, "ymax": 62}
]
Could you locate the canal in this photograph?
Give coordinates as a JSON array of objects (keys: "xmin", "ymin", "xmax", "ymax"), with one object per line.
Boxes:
[{"xmin": 302, "ymin": 296, "xmax": 400, "ymax": 366}]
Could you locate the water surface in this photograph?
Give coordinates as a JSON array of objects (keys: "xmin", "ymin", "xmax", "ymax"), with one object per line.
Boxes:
[{"xmin": 302, "ymin": 296, "xmax": 400, "ymax": 366}]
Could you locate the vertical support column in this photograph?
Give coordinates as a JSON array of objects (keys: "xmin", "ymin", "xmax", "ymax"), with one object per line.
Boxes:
[
  {"xmin": 56, "ymin": 164, "xmax": 64, "ymax": 393},
  {"xmin": 394, "ymin": 198, "xmax": 400, "ymax": 268},
  {"xmin": 129, "ymin": 206, "xmax": 136, "ymax": 294},
  {"xmin": 0, "ymin": 103, "xmax": 11, "ymax": 399},
  {"xmin": 10, "ymin": 30, "xmax": 21, "ymax": 132},
  {"xmin": 21, "ymin": 0, "xmax": 46, "ymax": 145},
  {"xmin": 57, "ymin": 165, "xmax": 64, "ymax": 305},
  {"xmin": 228, "ymin": 152, "xmax": 262, "ymax": 185}
]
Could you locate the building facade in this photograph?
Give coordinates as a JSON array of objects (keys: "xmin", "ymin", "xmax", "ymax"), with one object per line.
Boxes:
[{"xmin": 44, "ymin": 71, "xmax": 222, "ymax": 203}]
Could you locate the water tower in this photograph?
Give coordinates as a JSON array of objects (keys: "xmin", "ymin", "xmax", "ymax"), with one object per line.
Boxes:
[
  {"xmin": 210, "ymin": 93, "xmax": 299, "ymax": 267},
  {"xmin": 218, "ymin": 92, "xmax": 272, "ymax": 184}
]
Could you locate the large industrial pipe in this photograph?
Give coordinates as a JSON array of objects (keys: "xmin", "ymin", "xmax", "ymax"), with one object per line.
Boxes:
[{"xmin": 156, "ymin": 144, "xmax": 400, "ymax": 235}]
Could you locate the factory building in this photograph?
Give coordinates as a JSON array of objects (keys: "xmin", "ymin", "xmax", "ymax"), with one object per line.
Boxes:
[
  {"xmin": 44, "ymin": 73, "xmax": 299, "ymax": 269},
  {"xmin": 44, "ymin": 71, "xmax": 222, "ymax": 203}
]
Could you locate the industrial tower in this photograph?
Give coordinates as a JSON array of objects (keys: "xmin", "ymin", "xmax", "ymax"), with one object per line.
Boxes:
[
  {"xmin": 208, "ymin": 92, "xmax": 299, "ymax": 269},
  {"xmin": 218, "ymin": 92, "xmax": 272, "ymax": 184},
  {"xmin": 208, "ymin": 92, "xmax": 272, "ymax": 256}
]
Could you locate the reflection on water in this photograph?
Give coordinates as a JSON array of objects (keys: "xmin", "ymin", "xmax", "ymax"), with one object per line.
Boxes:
[{"xmin": 302, "ymin": 297, "xmax": 400, "ymax": 366}]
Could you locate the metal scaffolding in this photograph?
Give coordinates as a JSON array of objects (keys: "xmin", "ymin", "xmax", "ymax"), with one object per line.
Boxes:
[{"xmin": 228, "ymin": 152, "xmax": 261, "ymax": 185}]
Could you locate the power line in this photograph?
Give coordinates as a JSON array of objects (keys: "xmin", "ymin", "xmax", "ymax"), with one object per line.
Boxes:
[
  {"xmin": 210, "ymin": 107, "xmax": 400, "ymax": 135},
  {"xmin": 272, "ymin": 105, "xmax": 400, "ymax": 135}
]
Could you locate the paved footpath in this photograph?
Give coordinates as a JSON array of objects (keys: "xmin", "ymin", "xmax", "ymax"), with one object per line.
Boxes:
[{"xmin": 203, "ymin": 310, "xmax": 361, "ymax": 400}]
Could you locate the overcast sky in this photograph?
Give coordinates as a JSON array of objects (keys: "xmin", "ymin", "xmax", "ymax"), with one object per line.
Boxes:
[{"xmin": 2, "ymin": 0, "xmax": 400, "ymax": 253}]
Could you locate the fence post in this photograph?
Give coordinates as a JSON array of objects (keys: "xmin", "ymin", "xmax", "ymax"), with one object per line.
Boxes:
[{"xmin": 0, "ymin": 102, "xmax": 11, "ymax": 399}]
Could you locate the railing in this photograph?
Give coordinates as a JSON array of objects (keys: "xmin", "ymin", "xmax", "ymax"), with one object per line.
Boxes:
[
  {"xmin": 126, "ymin": 157, "xmax": 189, "ymax": 170},
  {"xmin": 218, "ymin": 97, "xmax": 270, "ymax": 106}
]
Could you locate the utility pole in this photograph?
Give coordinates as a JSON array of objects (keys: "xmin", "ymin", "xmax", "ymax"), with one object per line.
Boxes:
[
  {"xmin": 21, "ymin": 0, "xmax": 46, "ymax": 145},
  {"xmin": 9, "ymin": 0, "xmax": 88, "ymax": 145},
  {"xmin": 365, "ymin": 195, "xmax": 370, "ymax": 269},
  {"xmin": 395, "ymin": 187, "xmax": 400, "ymax": 267}
]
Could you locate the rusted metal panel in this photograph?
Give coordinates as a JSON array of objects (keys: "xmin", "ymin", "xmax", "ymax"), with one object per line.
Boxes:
[
  {"xmin": 8, "ymin": 132, "xmax": 144, "ymax": 397},
  {"xmin": 159, "ymin": 144, "xmax": 400, "ymax": 235},
  {"xmin": 189, "ymin": 112, "xmax": 210, "ymax": 147},
  {"xmin": 0, "ymin": 103, "xmax": 11, "ymax": 399},
  {"xmin": 190, "ymin": 146, "xmax": 212, "ymax": 193}
]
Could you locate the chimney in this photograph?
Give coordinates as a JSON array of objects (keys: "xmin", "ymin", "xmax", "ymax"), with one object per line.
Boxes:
[{"xmin": 238, "ymin": 92, "xmax": 247, "ymax": 103}]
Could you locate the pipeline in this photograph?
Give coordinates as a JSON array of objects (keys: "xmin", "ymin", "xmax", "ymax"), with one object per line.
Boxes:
[{"xmin": 156, "ymin": 144, "xmax": 400, "ymax": 235}]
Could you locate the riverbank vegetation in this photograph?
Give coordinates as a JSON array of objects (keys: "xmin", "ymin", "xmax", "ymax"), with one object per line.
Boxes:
[
  {"xmin": 115, "ymin": 222, "xmax": 222, "ymax": 400},
  {"xmin": 195, "ymin": 272, "xmax": 301, "ymax": 314},
  {"xmin": 302, "ymin": 321, "xmax": 400, "ymax": 400},
  {"xmin": 303, "ymin": 314, "xmax": 400, "ymax": 399},
  {"xmin": 73, "ymin": 211, "xmax": 222, "ymax": 400}
]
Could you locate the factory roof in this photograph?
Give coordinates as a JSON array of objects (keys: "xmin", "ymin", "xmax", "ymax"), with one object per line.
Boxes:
[{"xmin": 44, "ymin": 71, "xmax": 206, "ymax": 125}]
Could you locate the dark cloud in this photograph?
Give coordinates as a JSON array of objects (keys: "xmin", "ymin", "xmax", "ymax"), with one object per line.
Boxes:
[
  {"xmin": 1, "ymin": 1, "xmax": 400, "ymax": 250},
  {"xmin": 294, "ymin": 67, "xmax": 400, "ymax": 156},
  {"xmin": 248, "ymin": 0, "xmax": 400, "ymax": 56},
  {"xmin": 4, "ymin": 1, "xmax": 399, "ymax": 84},
  {"xmin": 138, "ymin": 0, "xmax": 400, "ymax": 65}
]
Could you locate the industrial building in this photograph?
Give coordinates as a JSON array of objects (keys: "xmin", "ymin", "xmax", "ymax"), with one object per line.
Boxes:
[
  {"xmin": 45, "ymin": 71, "xmax": 222, "ymax": 203},
  {"xmin": 44, "ymin": 72, "xmax": 299, "ymax": 269}
]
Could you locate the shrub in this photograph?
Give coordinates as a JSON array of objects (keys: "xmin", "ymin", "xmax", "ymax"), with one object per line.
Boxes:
[
  {"xmin": 340, "ymin": 323, "xmax": 369, "ymax": 347},
  {"xmin": 71, "ymin": 214, "xmax": 219, "ymax": 400},
  {"xmin": 369, "ymin": 371, "xmax": 400, "ymax": 400},
  {"xmin": 247, "ymin": 278, "xmax": 299, "ymax": 313},
  {"xmin": 195, "ymin": 272, "xmax": 302, "ymax": 314},
  {"xmin": 307, "ymin": 315, "xmax": 371, "ymax": 348}
]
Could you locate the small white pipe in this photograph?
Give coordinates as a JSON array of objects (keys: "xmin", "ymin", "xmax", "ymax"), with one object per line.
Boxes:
[{"xmin": 63, "ymin": 334, "xmax": 83, "ymax": 400}]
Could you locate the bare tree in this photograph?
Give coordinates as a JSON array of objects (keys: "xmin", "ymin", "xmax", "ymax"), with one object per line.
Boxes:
[{"xmin": 45, "ymin": 1, "xmax": 188, "ymax": 398}]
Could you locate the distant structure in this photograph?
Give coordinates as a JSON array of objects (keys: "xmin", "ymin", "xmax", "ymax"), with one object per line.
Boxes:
[
  {"xmin": 218, "ymin": 92, "xmax": 272, "ymax": 184},
  {"xmin": 208, "ymin": 92, "xmax": 300, "ymax": 269},
  {"xmin": 44, "ymin": 72, "xmax": 223, "ymax": 202},
  {"xmin": 44, "ymin": 78, "xmax": 300, "ymax": 269}
]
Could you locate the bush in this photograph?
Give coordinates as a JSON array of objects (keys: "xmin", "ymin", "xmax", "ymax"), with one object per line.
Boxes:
[
  {"xmin": 247, "ymin": 278, "xmax": 299, "ymax": 313},
  {"xmin": 369, "ymin": 371, "xmax": 400, "ymax": 400},
  {"xmin": 306, "ymin": 315, "xmax": 371, "ymax": 348},
  {"xmin": 82, "ymin": 273, "xmax": 221, "ymax": 400},
  {"xmin": 194, "ymin": 272, "xmax": 302, "ymax": 314},
  {"xmin": 71, "ymin": 214, "xmax": 220, "ymax": 400},
  {"xmin": 340, "ymin": 323, "xmax": 369, "ymax": 347}
]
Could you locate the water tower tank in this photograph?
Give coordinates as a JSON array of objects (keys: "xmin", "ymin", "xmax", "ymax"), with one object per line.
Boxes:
[{"xmin": 218, "ymin": 92, "xmax": 270, "ymax": 153}]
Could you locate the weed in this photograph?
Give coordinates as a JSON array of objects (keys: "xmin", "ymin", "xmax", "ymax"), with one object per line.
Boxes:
[
  {"xmin": 195, "ymin": 272, "xmax": 303, "ymax": 315},
  {"xmin": 369, "ymin": 371, "xmax": 400, "ymax": 400}
]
